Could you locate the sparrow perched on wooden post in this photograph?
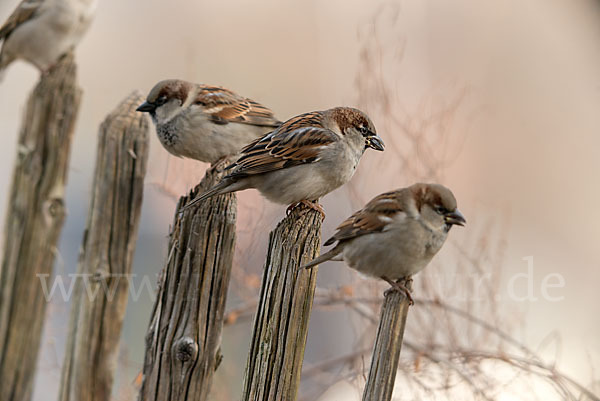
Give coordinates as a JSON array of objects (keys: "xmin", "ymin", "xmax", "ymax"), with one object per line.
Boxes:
[
  {"xmin": 137, "ymin": 79, "xmax": 281, "ymax": 164},
  {"xmin": 181, "ymin": 107, "xmax": 385, "ymax": 217},
  {"xmin": 303, "ymin": 183, "xmax": 466, "ymax": 303},
  {"xmin": 0, "ymin": 0, "xmax": 97, "ymax": 81}
]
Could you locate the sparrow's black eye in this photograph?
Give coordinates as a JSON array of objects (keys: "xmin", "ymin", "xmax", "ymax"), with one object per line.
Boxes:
[
  {"xmin": 435, "ymin": 206, "xmax": 448, "ymax": 215},
  {"xmin": 156, "ymin": 96, "xmax": 167, "ymax": 106},
  {"xmin": 359, "ymin": 125, "xmax": 370, "ymax": 136}
]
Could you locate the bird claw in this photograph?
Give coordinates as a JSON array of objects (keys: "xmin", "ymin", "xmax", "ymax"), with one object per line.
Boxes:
[
  {"xmin": 287, "ymin": 200, "xmax": 325, "ymax": 220},
  {"xmin": 382, "ymin": 276, "xmax": 414, "ymax": 305},
  {"xmin": 40, "ymin": 54, "xmax": 68, "ymax": 76},
  {"xmin": 209, "ymin": 156, "xmax": 230, "ymax": 173},
  {"xmin": 286, "ymin": 204, "xmax": 294, "ymax": 216}
]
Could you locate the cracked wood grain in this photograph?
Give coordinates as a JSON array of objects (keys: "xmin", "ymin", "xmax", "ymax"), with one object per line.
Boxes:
[
  {"xmin": 241, "ymin": 207, "xmax": 322, "ymax": 401},
  {"xmin": 362, "ymin": 281, "xmax": 412, "ymax": 401},
  {"xmin": 58, "ymin": 91, "xmax": 150, "ymax": 401},
  {"xmin": 139, "ymin": 158, "xmax": 237, "ymax": 401},
  {"xmin": 0, "ymin": 53, "xmax": 81, "ymax": 401}
]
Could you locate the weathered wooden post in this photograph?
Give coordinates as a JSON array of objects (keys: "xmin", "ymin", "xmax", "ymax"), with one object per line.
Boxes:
[
  {"xmin": 0, "ymin": 54, "xmax": 81, "ymax": 401},
  {"xmin": 139, "ymin": 158, "xmax": 237, "ymax": 401},
  {"xmin": 58, "ymin": 92, "xmax": 150, "ymax": 401},
  {"xmin": 362, "ymin": 280, "xmax": 412, "ymax": 401},
  {"xmin": 241, "ymin": 207, "xmax": 322, "ymax": 401}
]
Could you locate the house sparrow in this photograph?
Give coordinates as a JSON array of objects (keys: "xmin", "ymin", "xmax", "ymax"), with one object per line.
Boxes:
[
  {"xmin": 136, "ymin": 79, "xmax": 281, "ymax": 164},
  {"xmin": 0, "ymin": 0, "xmax": 97, "ymax": 81},
  {"xmin": 181, "ymin": 107, "xmax": 385, "ymax": 216},
  {"xmin": 303, "ymin": 183, "xmax": 466, "ymax": 303}
]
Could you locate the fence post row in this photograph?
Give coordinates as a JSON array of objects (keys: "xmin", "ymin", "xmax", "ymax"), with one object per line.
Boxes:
[{"xmin": 0, "ymin": 48, "xmax": 413, "ymax": 401}]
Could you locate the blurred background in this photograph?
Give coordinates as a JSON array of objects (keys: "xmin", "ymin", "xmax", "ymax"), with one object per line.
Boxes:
[{"xmin": 1, "ymin": 0, "xmax": 599, "ymax": 399}]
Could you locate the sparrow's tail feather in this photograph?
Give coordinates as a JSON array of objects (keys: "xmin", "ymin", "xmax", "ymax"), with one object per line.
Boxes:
[
  {"xmin": 302, "ymin": 246, "xmax": 342, "ymax": 269},
  {"xmin": 179, "ymin": 180, "xmax": 232, "ymax": 212}
]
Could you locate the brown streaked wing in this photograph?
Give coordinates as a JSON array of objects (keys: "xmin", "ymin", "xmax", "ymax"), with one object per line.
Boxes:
[
  {"xmin": 0, "ymin": 0, "xmax": 42, "ymax": 39},
  {"xmin": 225, "ymin": 111, "xmax": 338, "ymax": 179},
  {"xmin": 324, "ymin": 190, "xmax": 405, "ymax": 245},
  {"xmin": 194, "ymin": 85, "xmax": 280, "ymax": 127}
]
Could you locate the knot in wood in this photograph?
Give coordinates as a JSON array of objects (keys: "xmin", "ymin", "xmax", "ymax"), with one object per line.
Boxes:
[
  {"xmin": 46, "ymin": 197, "xmax": 65, "ymax": 218},
  {"xmin": 17, "ymin": 144, "xmax": 33, "ymax": 161},
  {"xmin": 215, "ymin": 348, "xmax": 223, "ymax": 371},
  {"xmin": 92, "ymin": 268, "xmax": 110, "ymax": 283},
  {"xmin": 174, "ymin": 337, "xmax": 198, "ymax": 363}
]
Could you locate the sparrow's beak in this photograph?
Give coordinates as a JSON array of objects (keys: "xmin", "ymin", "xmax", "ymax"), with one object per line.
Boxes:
[
  {"xmin": 444, "ymin": 209, "xmax": 466, "ymax": 226},
  {"xmin": 136, "ymin": 101, "xmax": 156, "ymax": 113},
  {"xmin": 366, "ymin": 135, "xmax": 385, "ymax": 151}
]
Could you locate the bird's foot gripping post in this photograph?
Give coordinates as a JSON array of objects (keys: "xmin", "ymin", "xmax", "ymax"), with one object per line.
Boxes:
[
  {"xmin": 362, "ymin": 279, "xmax": 413, "ymax": 401},
  {"xmin": 208, "ymin": 156, "xmax": 230, "ymax": 173},
  {"xmin": 382, "ymin": 276, "xmax": 414, "ymax": 305},
  {"xmin": 242, "ymin": 203, "xmax": 322, "ymax": 401},
  {"xmin": 286, "ymin": 199, "xmax": 326, "ymax": 220}
]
